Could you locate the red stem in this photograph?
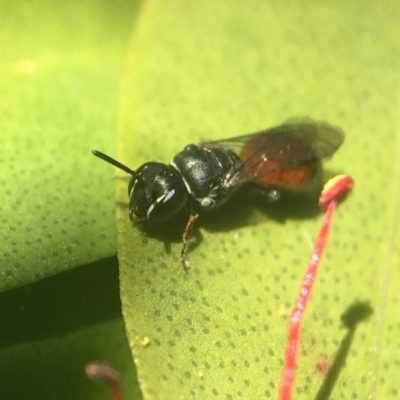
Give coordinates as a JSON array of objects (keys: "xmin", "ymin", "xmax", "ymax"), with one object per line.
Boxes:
[
  {"xmin": 110, "ymin": 385, "xmax": 124, "ymax": 400},
  {"xmin": 279, "ymin": 200, "xmax": 337, "ymax": 400}
]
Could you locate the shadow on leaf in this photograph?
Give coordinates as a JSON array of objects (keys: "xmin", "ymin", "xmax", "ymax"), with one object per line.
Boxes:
[
  {"xmin": 0, "ymin": 257, "xmax": 121, "ymax": 348},
  {"xmin": 314, "ymin": 301, "xmax": 373, "ymax": 400}
]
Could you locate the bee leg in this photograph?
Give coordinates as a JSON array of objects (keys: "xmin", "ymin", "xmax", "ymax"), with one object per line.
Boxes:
[{"xmin": 180, "ymin": 213, "xmax": 199, "ymax": 273}]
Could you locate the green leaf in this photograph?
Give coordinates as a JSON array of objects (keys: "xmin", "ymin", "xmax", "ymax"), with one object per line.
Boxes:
[
  {"xmin": 0, "ymin": 258, "xmax": 141, "ymax": 399},
  {"xmin": 0, "ymin": 0, "xmax": 138, "ymax": 291},
  {"xmin": 116, "ymin": 1, "xmax": 400, "ymax": 399},
  {"xmin": 0, "ymin": 1, "xmax": 142, "ymax": 397}
]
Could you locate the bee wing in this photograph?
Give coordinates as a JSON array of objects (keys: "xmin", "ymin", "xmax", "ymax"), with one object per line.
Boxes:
[{"xmin": 201, "ymin": 118, "xmax": 345, "ymax": 187}]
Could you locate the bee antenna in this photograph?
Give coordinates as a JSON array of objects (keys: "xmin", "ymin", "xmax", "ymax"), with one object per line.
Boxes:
[{"xmin": 92, "ymin": 150, "xmax": 136, "ymax": 177}]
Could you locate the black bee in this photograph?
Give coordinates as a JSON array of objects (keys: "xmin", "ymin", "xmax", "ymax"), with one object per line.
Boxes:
[{"xmin": 93, "ymin": 118, "xmax": 344, "ymax": 272}]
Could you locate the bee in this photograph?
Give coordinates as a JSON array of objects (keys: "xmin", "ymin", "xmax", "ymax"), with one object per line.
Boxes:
[{"xmin": 93, "ymin": 118, "xmax": 344, "ymax": 272}]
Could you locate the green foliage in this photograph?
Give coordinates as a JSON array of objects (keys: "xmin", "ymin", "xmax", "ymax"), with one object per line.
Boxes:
[
  {"xmin": 0, "ymin": 0, "xmax": 141, "ymax": 398},
  {"xmin": 1, "ymin": 0, "xmax": 399, "ymax": 399},
  {"xmin": 117, "ymin": 1, "xmax": 400, "ymax": 399},
  {"xmin": 0, "ymin": 258, "xmax": 141, "ymax": 399},
  {"xmin": 0, "ymin": 0, "xmax": 136, "ymax": 290}
]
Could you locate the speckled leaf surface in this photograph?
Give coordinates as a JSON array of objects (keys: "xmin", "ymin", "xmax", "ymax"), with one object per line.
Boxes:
[
  {"xmin": 115, "ymin": 1, "xmax": 400, "ymax": 399},
  {"xmin": 0, "ymin": 0, "xmax": 137, "ymax": 291},
  {"xmin": 0, "ymin": 1, "xmax": 141, "ymax": 399}
]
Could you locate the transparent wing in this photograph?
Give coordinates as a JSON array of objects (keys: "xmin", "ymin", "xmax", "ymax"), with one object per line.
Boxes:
[{"xmin": 200, "ymin": 118, "xmax": 345, "ymax": 188}]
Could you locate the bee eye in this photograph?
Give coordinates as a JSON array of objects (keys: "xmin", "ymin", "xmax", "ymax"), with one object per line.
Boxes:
[{"xmin": 128, "ymin": 162, "xmax": 187, "ymax": 223}]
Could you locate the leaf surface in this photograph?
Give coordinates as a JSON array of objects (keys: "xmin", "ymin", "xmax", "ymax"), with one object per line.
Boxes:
[
  {"xmin": 0, "ymin": 0, "xmax": 138, "ymax": 291},
  {"xmin": 0, "ymin": 258, "xmax": 141, "ymax": 399},
  {"xmin": 115, "ymin": 0, "xmax": 400, "ymax": 399}
]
